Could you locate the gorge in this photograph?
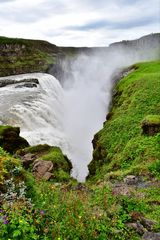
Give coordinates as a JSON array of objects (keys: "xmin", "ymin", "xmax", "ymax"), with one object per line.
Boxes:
[
  {"xmin": 0, "ymin": 33, "xmax": 159, "ymax": 181},
  {"xmin": 0, "ymin": 33, "xmax": 160, "ymax": 240}
]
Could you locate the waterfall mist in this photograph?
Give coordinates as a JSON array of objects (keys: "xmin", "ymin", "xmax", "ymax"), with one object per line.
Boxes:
[{"xmin": 0, "ymin": 43, "xmax": 158, "ymax": 182}]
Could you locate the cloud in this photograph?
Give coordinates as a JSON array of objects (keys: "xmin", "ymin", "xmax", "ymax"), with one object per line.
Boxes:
[
  {"xmin": 0, "ymin": 0, "xmax": 159, "ymax": 46},
  {"xmin": 0, "ymin": 0, "xmax": 15, "ymax": 3},
  {"xmin": 66, "ymin": 15, "xmax": 157, "ymax": 32}
]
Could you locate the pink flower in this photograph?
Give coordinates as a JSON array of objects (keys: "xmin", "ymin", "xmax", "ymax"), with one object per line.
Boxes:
[{"xmin": 40, "ymin": 210, "xmax": 45, "ymax": 215}]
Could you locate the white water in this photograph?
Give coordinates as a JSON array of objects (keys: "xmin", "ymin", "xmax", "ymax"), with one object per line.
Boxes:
[
  {"xmin": 0, "ymin": 49, "xmax": 157, "ymax": 181},
  {"xmin": 0, "ymin": 73, "xmax": 69, "ymax": 152}
]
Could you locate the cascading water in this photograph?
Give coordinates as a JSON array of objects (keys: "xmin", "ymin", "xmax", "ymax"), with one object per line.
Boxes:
[
  {"xmin": 0, "ymin": 48, "xmax": 157, "ymax": 181},
  {"xmin": 0, "ymin": 73, "xmax": 69, "ymax": 152}
]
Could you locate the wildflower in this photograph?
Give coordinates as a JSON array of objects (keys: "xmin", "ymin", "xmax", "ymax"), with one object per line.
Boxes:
[
  {"xmin": 40, "ymin": 210, "xmax": 45, "ymax": 215},
  {"xmin": 3, "ymin": 220, "xmax": 8, "ymax": 224}
]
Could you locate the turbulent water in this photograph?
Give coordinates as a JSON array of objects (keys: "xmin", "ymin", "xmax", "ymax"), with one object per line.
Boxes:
[{"xmin": 0, "ymin": 50, "xmax": 157, "ymax": 181}]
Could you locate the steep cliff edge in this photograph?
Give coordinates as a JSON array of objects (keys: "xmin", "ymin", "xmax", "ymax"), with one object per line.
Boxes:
[
  {"xmin": 88, "ymin": 60, "xmax": 160, "ymax": 180},
  {"xmin": 0, "ymin": 36, "xmax": 91, "ymax": 79},
  {"xmin": 0, "ymin": 33, "xmax": 159, "ymax": 79}
]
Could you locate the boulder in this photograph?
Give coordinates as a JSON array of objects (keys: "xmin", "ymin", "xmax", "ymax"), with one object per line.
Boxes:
[{"xmin": 32, "ymin": 159, "xmax": 53, "ymax": 180}]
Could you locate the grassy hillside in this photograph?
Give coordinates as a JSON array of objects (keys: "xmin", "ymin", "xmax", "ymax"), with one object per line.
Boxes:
[
  {"xmin": 89, "ymin": 61, "xmax": 160, "ymax": 181},
  {"xmin": 0, "ymin": 36, "xmax": 61, "ymax": 77},
  {"xmin": 0, "ymin": 61, "xmax": 160, "ymax": 239}
]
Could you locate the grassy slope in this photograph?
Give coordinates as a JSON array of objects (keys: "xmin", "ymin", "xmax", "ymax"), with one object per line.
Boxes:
[
  {"xmin": 89, "ymin": 61, "xmax": 160, "ymax": 180},
  {"xmin": 0, "ymin": 36, "xmax": 60, "ymax": 77},
  {"xmin": 0, "ymin": 61, "xmax": 160, "ymax": 239}
]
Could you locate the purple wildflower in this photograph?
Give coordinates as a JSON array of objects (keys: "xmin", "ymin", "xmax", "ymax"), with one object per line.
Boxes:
[
  {"xmin": 3, "ymin": 220, "xmax": 8, "ymax": 224},
  {"xmin": 40, "ymin": 210, "xmax": 45, "ymax": 215}
]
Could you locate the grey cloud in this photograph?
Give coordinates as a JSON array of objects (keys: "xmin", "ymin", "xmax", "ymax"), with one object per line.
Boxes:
[
  {"xmin": 66, "ymin": 15, "xmax": 158, "ymax": 32},
  {"xmin": 0, "ymin": 0, "xmax": 68, "ymax": 23},
  {"xmin": 0, "ymin": 0, "xmax": 15, "ymax": 3},
  {"xmin": 80, "ymin": 0, "xmax": 142, "ymax": 9}
]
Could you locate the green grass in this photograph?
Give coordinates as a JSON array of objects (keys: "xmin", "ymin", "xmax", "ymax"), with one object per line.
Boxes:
[
  {"xmin": 0, "ymin": 60, "xmax": 160, "ymax": 239},
  {"xmin": 17, "ymin": 144, "xmax": 72, "ymax": 182},
  {"xmin": 142, "ymin": 115, "xmax": 160, "ymax": 125},
  {"xmin": 89, "ymin": 60, "xmax": 160, "ymax": 180},
  {"xmin": 0, "ymin": 36, "xmax": 57, "ymax": 77}
]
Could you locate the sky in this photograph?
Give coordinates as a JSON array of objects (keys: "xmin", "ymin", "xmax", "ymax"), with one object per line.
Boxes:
[{"xmin": 0, "ymin": 0, "xmax": 159, "ymax": 47}]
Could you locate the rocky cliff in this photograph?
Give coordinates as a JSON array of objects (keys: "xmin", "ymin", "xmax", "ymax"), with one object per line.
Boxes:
[{"xmin": 0, "ymin": 33, "xmax": 159, "ymax": 79}]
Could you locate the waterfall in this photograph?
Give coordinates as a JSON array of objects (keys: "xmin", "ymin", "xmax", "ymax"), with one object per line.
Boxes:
[
  {"xmin": 0, "ymin": 67, "xmax": 111, "ymax": 182},
  {"xmin": 0, "ymin": 73, "xmax": 69, "ymax": 152},
  {"xmin": 0, "ymin": 48, "xmax": 156, "ymax": 182}
]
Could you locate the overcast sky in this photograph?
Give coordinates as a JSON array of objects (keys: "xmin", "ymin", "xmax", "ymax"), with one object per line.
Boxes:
[{"xmin": 0, "ymin": 0, "xmax": 159, "ymax": 47}]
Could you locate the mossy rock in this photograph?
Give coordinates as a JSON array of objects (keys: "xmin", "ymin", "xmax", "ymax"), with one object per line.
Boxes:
[
  {"xmin": 0, "ymin": 125, "xmax": 29, "ymax": 154},
  {"xmin": 17, "ymin": 144, "xmax": 72, "ymax": 176},
  {"xmin": 141, "ymin": 115, "xmax": 160, "ymax": 136}
]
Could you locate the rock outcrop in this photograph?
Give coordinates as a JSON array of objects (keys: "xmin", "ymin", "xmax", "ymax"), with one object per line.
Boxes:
[
  {"xmin": 17, "ymin": 144, "xmax": 72, "ymax": 182},
  {"xmin": 0, "ymin": 125, "xmax": 29, "ymax": 153},
  {"xmin": 0, "ymin": 78, "xmax": 39, "ymax": 88},
  {"xmin": 32, "ymin": 159, "xmax": 53, "ymax": 180}
]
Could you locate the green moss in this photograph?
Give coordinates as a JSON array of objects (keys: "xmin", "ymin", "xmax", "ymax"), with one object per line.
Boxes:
[
  {"xmin": 0, "ymin": 125, "xmax": 29, "ymax": 154},
  {"xmin": 41, "ymin": 146, "xmax": 71, "ymax": 173},
  {"xmin": 17, "ymin": 144, "xmax": 72, "ymax": 182},
  {"xmin": 0, "ymin": 36, "xmax": 57, "ymax": 76},
  {"xmin": 142, "ymin": 115, "xmax": 160, "ymax": 125}
]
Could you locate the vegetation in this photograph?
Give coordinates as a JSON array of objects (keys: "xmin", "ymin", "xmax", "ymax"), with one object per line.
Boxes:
[
  {"xmin": 0, "ymin": 126, "xmax": 29, "ymax": 154},
  {"xmin": 89, "ymin": 61, "xmax": 160, "ymax": 180},
  {"xmin": 0, "ymin": 61, "xmax": 160, "ymax": 239},
  {"xmin": 17, "ymin": 144, "xmax": 72, "ymax": 182},
  {"xmin": 0, "ymin": 36, "xmax": 59, "ymax": 77}
]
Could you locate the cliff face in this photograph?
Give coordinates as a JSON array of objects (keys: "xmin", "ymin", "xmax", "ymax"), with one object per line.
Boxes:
[
  {"xmin": 0, "ymin": 33, "xmax": 159, "ymax": 78},
  {"xmin": 88, "ymin": 60, "xmax": 160, "ymax": 179},
  {"xmin": 0, "ymin": 36, "xmax": 91, "ymax": 79},
  {"xmin": 0, "ymin": 37, "xmax": 61, "ymax": 77}
]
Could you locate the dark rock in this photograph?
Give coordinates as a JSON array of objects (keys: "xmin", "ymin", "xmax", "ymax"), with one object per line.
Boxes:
[
  {"xmin": 15, "ymin": 83, "xmax": 37, "ymax": 88},
  {"xmin": 141, "ymin": 115, "xmax": 160, "ymax": 136},
  {"xmin": 142, "ymin": 232, "xmax": 160, "ymax": 240},
  {"xmin": 124, "ymin": 175, "xmax": 138, "ymax": 185},
  {"xmin": 20, "ymin": 153, "xmax": 36, "ymax": 169},
  {"xmin": 32, "ymin": 160, "xmax": 53, "ymax": 180},
  {"xmin": 126, "ymin": 222, "xmax": 146, "ymax": 235},
  {"xmin": 141, "ymin": 217, "xmax": 157, "ymax": 231},
  {"xmin": 0, "ymin": 78, "xmax": 39, "ymax": 88},
  {"xmin": 0, "ymin": 125, "xmax": 29, "ymax": 153}
]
